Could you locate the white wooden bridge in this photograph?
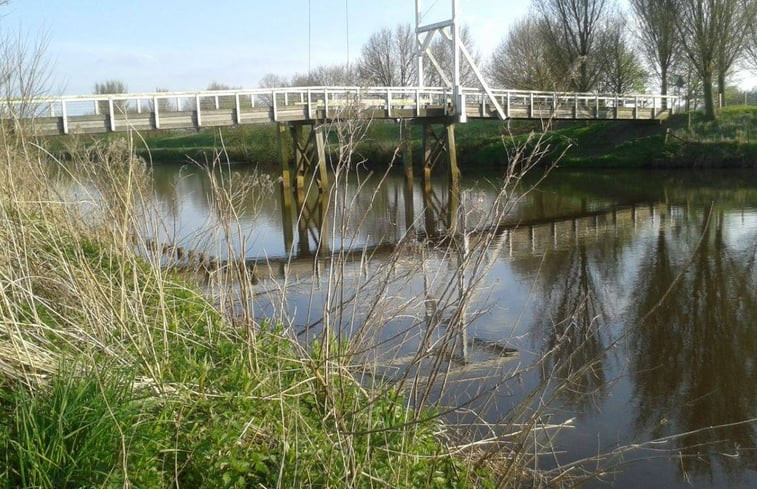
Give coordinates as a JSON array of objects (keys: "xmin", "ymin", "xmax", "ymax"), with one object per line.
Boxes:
[
  {"xmin": 5, "ymin": 0, "xmax": 679, "ymax": 203},
  {"xmin": 16, "ymin": 86, "xmax": 677, "ymax": 136}
]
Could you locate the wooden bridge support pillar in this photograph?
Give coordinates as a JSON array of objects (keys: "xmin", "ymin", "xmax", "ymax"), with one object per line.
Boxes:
[
  {"xmin": 402, "ymin": 119, "xmax": 414, "ymax": 189},
  {"xmin": 280, "ymin": 173, "xmax": 331, "ymax": 257},
  {"xmin": 278, "ymin": 122, "xmax": 329, "ymax": 200},
  {"xmin": 420, "ymin": 120, "xmax": 460, "ymax": 233},
  {"xmin": 446, "ymin": 123, "xmax": 460, "ymax": 232},
  {"xmin": 281, "ymin": 185, "xmax": 295, "ymax": 253},
  {"xmin": 278, "ymin": 123, "xmax": 291, "ymax": 191},
  {"xmin": 294, "ymin": 193, "xmax": 330, "ymax": 257},
  {"xmin": 278, "ymin": 121, "xmax": 330, "ymax": 255},
  {"xmin": 279, "ymin": 123, "xmax": 295, "ymax": 252},
  {"xmin": 401, "ymin": 119, "xmax": 416, "ymax": 234}
]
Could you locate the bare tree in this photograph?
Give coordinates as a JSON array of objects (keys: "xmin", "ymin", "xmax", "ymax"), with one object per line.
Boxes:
[
  {"xmin": 676, "ymin": 0, "xmax": 753, "ymax": 119},
  {"xmin": 746, "ymin": 1, "xmax": 757, "ymax": 72},
  {"xmin": 200, "ymin": 82, "xmax": 239, "ymax": 110},
  {"xmin": 309, "ymin": 63, "xmax": 358, "ymax": 86},
  {"xmin": 0, "ymin": 28, "xmax": 52, "ymax": 120},
  {"xmin": 288, "ymin": 72, "xmax": 316, "ymax": 87},
  {"xmin": 359, "ymin": 28, "xmax": 393, "ymax": 86},
  {"xmin": 94, "ymin": 79, "xmax": 128, "ymax": 115},
  {"xmin": 597, "ymin": 17, "xmax": 649, "ymax": 93},
  {"xmin": 358, "ymin": 23, "xmax": 416, "ymax": 86},
  {"xmin": 630, "ymin": 0, "xmax": 680, "ymax": 103},
  {"xmin": 713, "ymin": 0, "xmax": 755, "ymax": 101},
  {"xmin": 488, "ymin": 17, "xmax": 556, "ymax": 90},
  {"xmin": 536, "ymin": 0, "xmax": 612, "ymax": 92},
  {"xmin": 146, "ymin": 87, "xmax": 172, "ymax": 113},
  {"xmin": 424, "ymin": 25, "xmax": 480, "ymax": 87},
  {"xmin": 286, "ymin": 64, "xmax": 357, "ymax": 87},
  {"xmin": 258, "ymin": 73, "xmax": 289, "ymax": 89},
  {"xmin": 94, "ymin": 79, "xmax": 126, "ymax": 95},
  {"xmin": 394, "ymin": 23, "xmax": 417, "ymax": 86}
]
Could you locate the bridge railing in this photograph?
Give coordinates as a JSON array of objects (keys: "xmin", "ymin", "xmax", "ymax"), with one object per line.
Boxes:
[
  {"xmin": 461, "ymin": 88, "xmax": 678, "ymax": 119},
  {"xmin": 0, "ymin": 86, "xmax": 678, "ymax": 134}
]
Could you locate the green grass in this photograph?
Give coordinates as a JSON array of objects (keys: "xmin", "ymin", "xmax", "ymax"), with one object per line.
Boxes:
[{"xmin": 0, "ymin": 137, "xmax": 490, "ymax": 488}]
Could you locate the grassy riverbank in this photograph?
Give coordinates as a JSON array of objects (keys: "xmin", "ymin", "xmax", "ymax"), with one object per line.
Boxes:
[
  {"xmin": 61, "ymin": 106, "xmax": 756, "ymax": 170},
  {"xmin": 0, "ymin": 134, "xmax": 493, "ymax": 487},
  {"xmin": 468, "ymin": 106, "xmax": 757, "ymax": 169}
]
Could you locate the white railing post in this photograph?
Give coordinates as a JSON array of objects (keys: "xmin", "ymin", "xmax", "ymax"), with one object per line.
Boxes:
[
  {"xmin": 154, "ymin": 96, "xmax": 160, "ymax": 129},
  {"xmin": 574, "ymin": 94, "xmax": 578, "ymax": 119},
  {"xmin": 482, "ymin": 91, "xmax": 487, "ymax": 116},
  {"xmin": 272, "ymin": 90, "xmax": 278, "ymax": 121},
  {"xmin": 652, "ymin": 96, "xmax": 657, "ymax": 119},
  {"xmin": 49, "ymin": 102, "xmax": 55, "ymax": 117},
  {"xmin": 416, "ymin": 88, "xmax": 421, "ymax": 117},
  {"xmin": 386, "ymin": 89, "xmax": 392, "ymax": 117},
  {"xmin": 251, "ymin": 93, "xmax": 255, "ymax": 108},
  {"xmin": 235, "ymin": 93, "xmax": 241, "ymax": 124},
  {"xmin": 595, "ymin": 95, "xmax": 599, "ymax": 118},
  {"xmin": 552, "ymin": 93, "xmax": 557, "ymax": 116},
  {"xmin": 506, "ymin": 92, "xmax": 511, "ymax": 118},
  {"xmin": 529, "ymin": 92, "xmax": 534, "ymax": 118},
  {"xmin": 175, "ymin": 97, "xmax": 181, "ymax": 112},
  {"xmin": 94, "ymin": 100, "xmax": 99, "ymax": 115},
  {"xmin": 196, "ymin": 94, "xmax": 202, "ymax": 127},
  {"xmin": 136, "ymin": 99, "xmax": 142, "ymax": 114},
  {"xmin": 61, "ymin": 100, "xmax": 68, "ymax": 135},
  {"xmin": 307, "ymin": 89, "xmax": 313, "ymax": 119},
  {"xmin": 108, "ymin": 99, "xmax": 116, "ymax": 131},
  {"xmin": 300, "ymin": 92, "xmax": 304, "ymax": 104},
  {"xmin": 214, "ymin": 95, "xmax": 219, "ymax": 110},
  {"xmin": 634, "ymin": 96, "xmax": 638, "ymax": 119},
  {"xmin": 284, "ymin": 92, "xmax": 289, "ymax": 106},
  {"xmin": 614, "ymin": 95, "xmax": 619, "ymax": 119},
  {"xmin": 324, "ymin": 89, "xmax": 329, "ymax": 118}
]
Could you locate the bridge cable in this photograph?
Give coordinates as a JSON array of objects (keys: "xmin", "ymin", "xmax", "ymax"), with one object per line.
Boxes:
[
  {"xmin": 422, "ymin": 0, "xmax": 441, "ymax": 22},
  {"xmin": 345, "ymin": 0, "xmax": 350, "ymax": 66}
]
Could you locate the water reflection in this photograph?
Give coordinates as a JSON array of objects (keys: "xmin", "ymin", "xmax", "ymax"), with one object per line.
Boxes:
[
  {"xmin": 142, "ymin": 164, "xmax": 757, "ymax": 488},
  {"xmin": 631, "ymin": 209, "xmax": 757, "ymax": 480},
  {"xmin": 535, "ymin": 241, "xmax": 609, "ymax": 411}
]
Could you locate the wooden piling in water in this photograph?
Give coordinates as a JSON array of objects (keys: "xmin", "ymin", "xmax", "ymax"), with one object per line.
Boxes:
[{"xmin": 445, "ymin": 122, "xmax": 460, "ymax": 231}]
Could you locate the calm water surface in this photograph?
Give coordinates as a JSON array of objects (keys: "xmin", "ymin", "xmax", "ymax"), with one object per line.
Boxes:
[{"xmin": 150, "ymin": 164, "xmax": 757, "ymax": 489}]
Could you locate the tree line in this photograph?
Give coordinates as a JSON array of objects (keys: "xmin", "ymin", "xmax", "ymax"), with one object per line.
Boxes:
[
  {"xmin": 494, "ymin": 0, "xmax": 757, "ymax": 120},
  {"xmin": 95, "ymin": 0, "xmax": 757, "ymax": 121},
  {"xmin": 257, "ymin": 0, "xmax": 757, "ymax": 121}
]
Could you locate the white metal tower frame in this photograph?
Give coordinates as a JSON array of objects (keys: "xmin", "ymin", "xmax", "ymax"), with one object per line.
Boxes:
[{"xmin": 415, "ymin": 0, "xmax": 506, "ymax": 121}]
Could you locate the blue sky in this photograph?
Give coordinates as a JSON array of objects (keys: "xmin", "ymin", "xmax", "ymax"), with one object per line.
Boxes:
[
  {"xmin": 5, "ymin": 1, "xmax": 755, "ymax": 95},
  {"xmin": 3, "ymin": 0, "xmax": 531, "ymax": 95}
]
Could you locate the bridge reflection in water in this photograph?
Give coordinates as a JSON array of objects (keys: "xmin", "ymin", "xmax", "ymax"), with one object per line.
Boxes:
[
  {"xmin": 145, "ymin": 164, "xmax": 757, "ymax": 488},
  {"xmin": 263, "ymin": 174, "xmax": 662, "ymax": 283}
]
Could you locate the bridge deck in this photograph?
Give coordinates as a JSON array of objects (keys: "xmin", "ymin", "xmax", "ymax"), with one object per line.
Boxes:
[{"xmin": 12, "ymin": 86, "xmax": 677, "ymax": 136}]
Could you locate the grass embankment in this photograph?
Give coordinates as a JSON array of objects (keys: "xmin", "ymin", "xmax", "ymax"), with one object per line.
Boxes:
[
  {"xmin": 0, "ymin": 136, "xmax": 487, "ymax": 487},
  {"xmin": 467, "ymin": 106, "xmax": 757, "ymax": 169},
  {"xmin": 141, "ymin": 106, "xmax": 757, "ymax": 169},
  {"xmin": 43, "ymin": 106, "xmax": 757, "ymax": 175}
]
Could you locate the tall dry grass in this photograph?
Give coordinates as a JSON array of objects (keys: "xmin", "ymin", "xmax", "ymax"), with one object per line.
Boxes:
[{"xmin": 0, "ymin": 111, "xmax": 494, "ymax": 487}]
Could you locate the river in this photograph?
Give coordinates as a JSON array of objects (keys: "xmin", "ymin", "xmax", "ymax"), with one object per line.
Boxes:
[{"xmin": 148, "ymin": 163, "xmax": 757, "ymax": 489}]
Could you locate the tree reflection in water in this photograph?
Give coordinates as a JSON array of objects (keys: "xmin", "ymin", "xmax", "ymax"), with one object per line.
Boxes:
[
  {"xmin": 631, "ymin": 210, "xmax": 757, "ymax": 480},
  {"xmin": 532, "ymin": 242, "xmax": 609, "ymax": 412}
]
